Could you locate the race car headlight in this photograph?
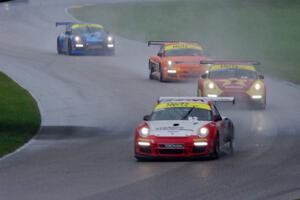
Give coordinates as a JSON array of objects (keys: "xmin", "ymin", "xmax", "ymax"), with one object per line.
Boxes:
[
  {"xmin": 107, "ymin": 36, "xmax": 113, "ymax": 42},
  {"xmin": 75, "ymin": 36, "xmax": 81, "ymax": 43},
  {"xmin": 198, "ymin": 127, "xmax": 209, "ymax": 137},
  {"xmin": 167, "ymin": 60, "xmax": 173, "ymax": 68},
  {"xmin": 208, "ymin": 82, "xmax": 215, "ymax": 89},
  {"xmin": 254, "ymin": 83, "xmax": 261, "ymax": 90},
  {"xmin": 139, "ymin": 126, "xmax": 150, "ymax": 137}
]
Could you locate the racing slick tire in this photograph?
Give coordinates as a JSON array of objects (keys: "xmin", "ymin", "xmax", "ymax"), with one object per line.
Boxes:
[
  {"xmin": 210, "ymin": 134, "xmax": 220, "ymax": 159},
  {"xmin": 149, "ymin": 61, "xmax": 155, "ymax": 80},
  {"xmin": 68, "ymin": 39, "xmax": 73, "ymax": 55},
  {"xmin": 229, "ymin": 139, "xmax": 234, "ymax": 155},
  {"xmin": 159, "ymin": 66, "xmax": 166, "ymax": 82},
  {"xmin": 228, "ymin": 123, "xmax": 234, "ymax": 155},
  {"xmin": 135, "ymin": 155, "xmax": 149, "ymax": 162},
  {"xmin": 57, "ymin": 37, "xmax": 62, "ymax": 54},
  {"xmin": 259, "ymin": 103, "xmax": 266, "ymax": 110},
  {"xmin": 260, "ymin": 96, "xmax": 267, "ymax": 110},
  {"xmin": 253, "ymin": 95, "xmax": 266, "ymax": 110}
]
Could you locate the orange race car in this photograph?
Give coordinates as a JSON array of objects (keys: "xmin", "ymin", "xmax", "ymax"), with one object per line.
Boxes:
[
  {"xmin": 148, "ymin": 41, "xmax": 209, "ymax": 82},
  {"xmin": 197, "ymin": 61, "xmax": 266, "ymax": 109}
]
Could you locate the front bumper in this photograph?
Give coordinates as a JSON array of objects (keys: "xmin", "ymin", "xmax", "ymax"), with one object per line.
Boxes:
[
  {"xmin": 71, "ymin": 42, "xmax": 115, "ymax": 54},
  {"xmin": 135, "ymin": 136, "xmax": 213, "ymax": 158},
  {"xmin": 222, "ymin": 92, "xmax": 265, "ymax": 105},
  {"xmin": 163, "ymin": 66, "xmax": 207, "ymax": 81},
  {"xmin": 202, "ymin": 91, "xmax": 265, "ymax": 105}
]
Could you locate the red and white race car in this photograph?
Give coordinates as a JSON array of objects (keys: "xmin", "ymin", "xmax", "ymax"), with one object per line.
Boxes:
[{"xmin": 134, "ymin": 97, "xmax": 235, "ymax": 160}]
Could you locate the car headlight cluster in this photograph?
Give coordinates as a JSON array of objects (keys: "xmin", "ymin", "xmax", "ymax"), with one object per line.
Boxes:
[
  {"xmin": 107, "ymin": 36, "xmax": 113, "ymax": 42},
  {"xmin": 139, "ymin": 126, "xmax": 150, "ymax": 137},
  {"xmin": 75, "ymin": 36, "xmax": 81, "ymax": 43},
  {"xmin": 254, "ymin": 83, "xmax": 261, "ymax": 90},
  {"xmin": 198, "ymin": 127, "xmax": 209, "ymax": 137},
  {"xmin": 208, "ymin": 82, "xmax": 215, "ymax": 89},
  {"xmin": 167, "ymin": 60, "xmax": 173, "ymax": 68}
]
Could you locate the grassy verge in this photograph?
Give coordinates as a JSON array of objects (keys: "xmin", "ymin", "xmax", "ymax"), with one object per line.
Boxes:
[
  {"xmin": 69, "ymin": 0, "xmax": 300, "ymax": 84},
  {"xmin": 0, "ymin": 72, "xmax": 40, "ymax": 157}
]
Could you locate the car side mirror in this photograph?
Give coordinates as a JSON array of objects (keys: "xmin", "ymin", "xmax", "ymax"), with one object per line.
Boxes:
[
  {"xmin": 143, "ymin": 115, "xmax": 151, "ymax": 121},
  {"xmin": 258, "ymin": 74, "xmax": 264, "ymax": 79},
  {"xmin": 201, "ymin": 73, "xmax": 208, "ymax": 79},
  {"xmin": 213, "ymin": 114, "xmax": 222, "ymax": 122}
]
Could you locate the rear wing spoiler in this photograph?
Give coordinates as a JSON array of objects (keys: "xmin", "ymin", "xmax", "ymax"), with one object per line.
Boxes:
[
  {"xmin": 148, "ymin": 41, "xmax": 199, "ymax": 46},
  {"xmin": 158, "ymin": 97, "xmax": 235, "ymax": 104},
  {"xmin": 200, "ymin": 60, "xmax": 260, "ymax": 66},
  {"xmin": 56, "ymin": 22, "xmax": 74, "ymax": 27}
]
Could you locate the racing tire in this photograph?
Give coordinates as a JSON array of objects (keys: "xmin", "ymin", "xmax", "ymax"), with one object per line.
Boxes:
[
  {"xmin": 210, "ymin": 135, "xmax": 220, "ymax": 159},
  {"xmin": 228, "ymin": 139, "xmax": 234, "ymax": 155},
  {"xmin": 254, "ymin": 102, "xmax": 266, "ymax": 110},
  {"xmin": 159, "ymin": 66, "xmax": 166, "ymax": 82},
  {"xmin": 260, "ymin": 96, "xmax": 267, "ymax": 110},
  {"xmin": 260, "ymin": 103, "xmax": 266, "ymax": 110},
  {"xmin": 149, "ymin": 61, "xmax": 155, "ymax": 80},
  {"xmin": 228, "ymin": 123, "xmax": 234, "ymax": 155},
  {"xmin": 57, "ymin": 38, "xmax": 62, "ymax": 54},
  {"xmin": 68, "ymin": 39, "xmax": 73, "ymax": 55},
  {"xmin": 135, "ymin": 155, "xmax": 150, "ymax": 162}
]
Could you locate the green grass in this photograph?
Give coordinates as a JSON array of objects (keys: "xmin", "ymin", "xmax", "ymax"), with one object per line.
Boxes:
[
  {"xmin": 69, "ymin": 0, "xmax": 300, "ymax": 84},
  {"xmin": 0, "ymin": 72, "xmax": 40, "ymax": 157}
]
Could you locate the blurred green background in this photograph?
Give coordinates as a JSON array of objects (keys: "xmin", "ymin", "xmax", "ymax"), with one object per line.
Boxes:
[{"xmin": 70, "ymin": 0, "xmax": 300, "ymax": 84}]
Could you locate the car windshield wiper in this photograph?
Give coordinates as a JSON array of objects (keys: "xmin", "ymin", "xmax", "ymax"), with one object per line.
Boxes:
[{"xmin": 181, "ymin": 107, "xmax": 195, "ymax": 120}]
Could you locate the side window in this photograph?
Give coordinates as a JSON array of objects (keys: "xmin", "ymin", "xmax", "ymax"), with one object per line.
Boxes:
[
  {"xmin": 157, "ymin": 46, "xmax": 164, "ymax": 56},
  {"xmin": 211, "ymin": 105, "xmax": 220, "ymax": 117},
  {"xmin": 65, "ymin": 27, "xmax": 71, "ymax": 35}
]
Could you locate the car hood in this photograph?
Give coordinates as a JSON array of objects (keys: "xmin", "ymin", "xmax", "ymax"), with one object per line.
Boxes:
[
  {"xmin": 212, "ymin": 78, "xmax": 255, "ymax": 91},
  {"xmin": 81, "ymin": 32, "xmax": 106, "ymax": 42},
  {"xmin": 148, "ymin": 120, "xmax": 210, "ymax": 137}
]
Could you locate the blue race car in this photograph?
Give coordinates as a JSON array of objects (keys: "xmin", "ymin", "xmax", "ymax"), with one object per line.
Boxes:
[{"xmin": 56, "ymin": 22, "xmax": 115, "ymax": 55}]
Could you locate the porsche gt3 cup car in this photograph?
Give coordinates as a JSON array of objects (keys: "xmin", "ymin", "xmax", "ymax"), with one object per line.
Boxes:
[
  {"xmin": 198, "ymin": 61, "xmax": 266, "ymax": 109},
  {"xmin": 56, "ymin": 22, "xmax": 115, "ymax": 55},
  {"xmin": 148, "ymin": 41, "xmax": 209, "ymax": 82},
  {"xmin": 134, "ymin": 97, "xmax": 235, "ymax": 160}
]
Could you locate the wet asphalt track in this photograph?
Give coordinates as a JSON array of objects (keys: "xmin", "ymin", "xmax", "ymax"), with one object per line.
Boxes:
[{"xmin": 0, "ymin": 1, "xmax": 299, "ymax": 200}]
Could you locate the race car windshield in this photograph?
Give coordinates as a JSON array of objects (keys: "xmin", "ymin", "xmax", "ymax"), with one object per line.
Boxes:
[
  {"xmin": 150, "ymin": 107, "xmax": 212, "ymax": 121},
  {"xmin": 165, "ymin": 48, "xmax": 203, "ymax": 56},
  {"xmin": 72, "ymin": 27, "xmax": 104, "ymax": 35},
  {"xmin": 209, "ymin": 69, "xmax": 257, "ymax": 79}
]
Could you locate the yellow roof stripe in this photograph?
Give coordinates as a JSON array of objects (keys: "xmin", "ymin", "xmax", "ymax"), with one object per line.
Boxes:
[
  {"xmin": 155, "ymin": 102, "xmax": 211, "ymax": 111},
  {"xmin": 71, "ymin": 24, "xmax": 103, "ymax": 29},
  {"xmin": 165, "ymin": 43, "xmax": 203, "ymax": 51},
  {"xmin": 209, "ymin": 64, "xmax": 256, "ymax": 71}
]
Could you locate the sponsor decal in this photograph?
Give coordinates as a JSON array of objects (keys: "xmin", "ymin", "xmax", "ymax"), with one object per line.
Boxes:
[
  {"xmin": 221, "ymin": 79, "xmax": 248, "ymax": 88},
  {"xmin": 209, "ymin": 64, "xmax": 256, "ymax": 71},
  {"xmin": 155, "ymin": 126, "xmax": 193, "ymax": 132},
  {"xmin": 155, "ymin": 102, "xmax": 211, "ymax": 110},
  {"xmin": 165, "ymin": 43, "xmax": 203, "ymax": 51},
  {"xmin": 72, "ymin": 24, "xmax": 103, "ymax": 29}
]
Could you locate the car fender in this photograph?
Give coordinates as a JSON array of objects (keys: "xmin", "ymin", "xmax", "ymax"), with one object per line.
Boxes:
[
  {"xmin": 221, "ymin": 117, "xmax": 234, "ymax": 142},
  {"xmin": 150, "ymin": 56, "xmax": 161, "ymax": 65},
  {"xmin": 205, "ymin": 122, "xmax": 219, "ymax": 146}
]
